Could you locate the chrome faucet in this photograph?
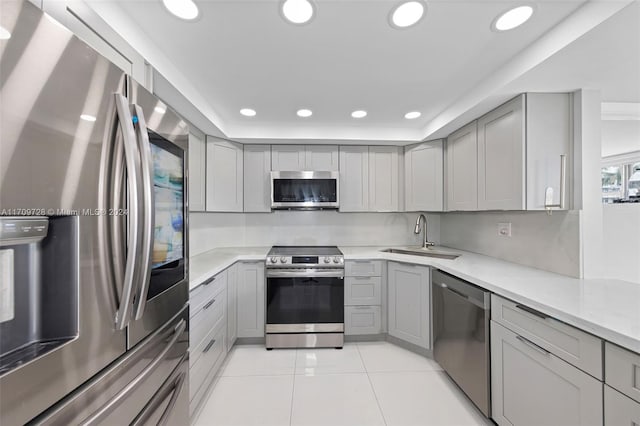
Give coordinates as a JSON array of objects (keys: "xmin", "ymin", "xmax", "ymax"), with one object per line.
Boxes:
[{"xmin": 414, "ymin": 214, "xmax": 435, "ymax": 249}]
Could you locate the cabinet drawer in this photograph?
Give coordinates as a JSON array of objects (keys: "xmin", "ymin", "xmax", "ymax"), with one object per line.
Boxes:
[
  {"xmin": 491, "ymin": 294, "xmax": 602, "ymax": 379},
  {"xmin": 345, "ymin": 277, "xmax": 381, "ymax": 305},
  {"xmin": 605, "ymin": 342, "xmax": 640, "ymax": 403},
  {"xmin": 345, "ymin": 306, "xmax": 381, "ymax": 335},
  {"xmin": 345, "ymin": 260, "xmax": 382, "ymax": 277},
  {"xmin": 190, "ymin": 269, "xmax": 227, "ymax": 317},
  {"xmin": 190, "ymin": 290, "xmax": 226, "ymax": 364},
  {"xmin": 605, "ymin": 385, "xmax": 640, "ymax": 425},
  {"xmin": 491, "ymin": 321, "xmax": 603, "ymax": 426},
  {"xmin": 189, "ymin": 320, "xmax": 226, "ymax": 401}
]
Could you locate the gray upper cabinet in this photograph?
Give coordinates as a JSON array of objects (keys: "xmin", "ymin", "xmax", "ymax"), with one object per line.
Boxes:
[
  {"xmin": 525, "ymin": 93, "xmax": 572, "ymax": 211},
  {"xmin": 491, "ymin": 321, "xmax": 603, "ymax": 426},
  {"xmin": 339, "ymin": 146, "xmax": 369, "ymax": 212},
  {"xmin": 305, "ymin": 145, "xmax": 339, "ymax": 171},
  {"xmin": 369, "ymin": 146, "xmax": 402, "ymax": 212},
  {"xmin": 446, "ymin": 93, "xmax": 571, "ymax": 212},
  {"xmin": 188, "ymin": 131, "xmax": 206, "ymax": 212},
  {"xmin": 446, "ymin": 121, "xmax": 478, "ymax": 211},
  {"xmin": 206, "ymin": 137, "xmax": 243, "ymax": 212},
  {"xmin": 271, "ymin": 145, "xmax": 338, "ymax": 171},
  {"xmin": 243, "ymin": 145, "xmax": 272, "ymax": 212},
  {"xmin": 387, "ymin": 262, "xmax": 430, "ymax": 349},
  {"xmin": 477, "ymin": 96, "xmax": 525, "ymax": 210},
  {"xmin": 404, "ymin": 140, "xmax": 444, "ymax": 212}
]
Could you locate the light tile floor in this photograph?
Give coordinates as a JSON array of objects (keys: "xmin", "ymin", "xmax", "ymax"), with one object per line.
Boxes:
[{"xmin": 193, "ymin": 342, "xmax": 492, "ymax": 426}]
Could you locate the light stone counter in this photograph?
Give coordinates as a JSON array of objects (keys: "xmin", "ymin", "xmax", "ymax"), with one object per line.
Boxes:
[{"xmin": 189, "ymin": 245, "xmax": 640, "ymax": 353}]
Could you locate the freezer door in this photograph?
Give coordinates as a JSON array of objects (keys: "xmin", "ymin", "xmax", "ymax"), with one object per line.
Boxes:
[
  {"xmin": 0, "ymin": 2, "xmax": 130, "ymax": 425},
  {"xmin": 31, "ymin": 306, "xmax": 189, "ymax": 425}
]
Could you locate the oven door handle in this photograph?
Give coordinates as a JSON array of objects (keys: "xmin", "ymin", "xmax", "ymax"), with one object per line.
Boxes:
[{"xmin": 266, "ymin": 269, "xmax": 344, "ymax": 278}]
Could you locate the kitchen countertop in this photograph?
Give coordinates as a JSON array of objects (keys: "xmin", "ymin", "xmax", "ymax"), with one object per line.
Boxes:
[{"xmin": 189, "ymin": 245, "xmax": 640, "ymax": 353}]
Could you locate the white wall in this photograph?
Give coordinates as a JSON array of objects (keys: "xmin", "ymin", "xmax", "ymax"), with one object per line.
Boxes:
[
  {"xmin": 603, "ymin": 204, "xmax": 640, "ymax": 283},
  {"xmin": 439, "ymin": 211, "xmax": 581, "ymax": 277},
  {"xmin": 189, "ymin": 212, "xmax": 440, "ymax": 256}
]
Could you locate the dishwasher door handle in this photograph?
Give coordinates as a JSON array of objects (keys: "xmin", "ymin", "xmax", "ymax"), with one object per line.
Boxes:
[{"xmin": 439, "ymin": 283, "xmax": 470, "ymax": 300}]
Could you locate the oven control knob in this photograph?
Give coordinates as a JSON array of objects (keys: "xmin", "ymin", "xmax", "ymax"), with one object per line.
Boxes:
[
  {"xmin": 333, "ymin": 256, "xmax": 342, "ymax": 263},
  {"xmin": 323, "ymin": 257, "xmax": 330, "ymax": 263},
  {"xmin": 270, "ymin": 257, "xmax": 278, "ymax": 263},
  {"xmin": 280, "ymin": 257, "xmax": 288, "ymax": 263}
]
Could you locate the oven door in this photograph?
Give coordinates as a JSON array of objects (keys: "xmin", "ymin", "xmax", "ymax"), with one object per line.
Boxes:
[
  {"xmin": 266, "ymin": 269, "xmax": 344, "ymax": 332},
  {"xmin": 271, "ymin": 171, "xmax": 339, "ymax": 210}
]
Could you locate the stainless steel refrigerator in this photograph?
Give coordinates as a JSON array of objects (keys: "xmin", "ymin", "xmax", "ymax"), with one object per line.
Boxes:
[{"xmin": 0, "ymin": 1, "xmax": 189, "ymax": 424}]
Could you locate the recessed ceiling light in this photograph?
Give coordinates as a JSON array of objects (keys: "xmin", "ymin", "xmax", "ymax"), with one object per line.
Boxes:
[
  {"xmin": 390, "ymin": 1, "xmax": 426, "ymax": 29},
  {"xmin": 404, "ymin": 111, "xmax": 421, "ymax": 119},
  {"xmin": 154, "ymin": 106, "xmax": 167, "ymax": 114},
  {"xmin": 493, "ymin": 5, "xmax": 534, "ymax": 31},
  {"xmin": 351, "ymin": 110, "xmax": 367, "ymax": 119},
  {"xmin": 281, "ymin": 0, "xmax": 315, "ymax": 25},
  {"xmin": 240, "ymin": 108, "xmax": 257, "ymax": 117},
  {"xmin": 0, "ymin": 26, "xmax": 11, "ymax": 40},
  {"xmin": 297, "ymin": 109, "xmax": 313, "ymax": 118},
  {"xmin": 162, "ymin": 0, "xmax": 199, "ymax": 21},
  {"xmin": 80, "ymin": 114, "xmax": 97, "ymax": 122}
]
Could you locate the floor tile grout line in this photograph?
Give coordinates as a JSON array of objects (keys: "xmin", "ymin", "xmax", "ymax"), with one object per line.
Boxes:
[{"xmin": 356, "ymin": 343, "xmax": 388, "ymax": 426}]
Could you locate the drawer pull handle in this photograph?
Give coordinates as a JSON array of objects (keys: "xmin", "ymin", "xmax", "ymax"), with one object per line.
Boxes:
[
  {"xmin": 515, "ymin": 304, "xmax": 549, "ymax": 320},
  {"xmin": 203, "ymin": 298, "xmax": 216, "ymax": 309},
  {"xmin": 353, "ymin": 277, "xmax": 372, "ymax": 280},
  {"xmin": 352, "ymin": 260, "xmax": 372, "ymax": 264},
  {"xmin": 203, "ymin": 276, "xmax": 216, "ymax": 286},
  {"xmin": 203, "ymin": 339, "xmax": 216, "ymax": 353},
  {"xmin": 354, "ymin": 306, "xmax": 372, "ymax": 310},
  {"xmin": 516, "ymin": 335, "xmax": 550, "ymax": 356}
]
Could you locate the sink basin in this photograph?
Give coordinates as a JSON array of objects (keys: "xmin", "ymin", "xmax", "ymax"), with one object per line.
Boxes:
[{"xmin": 381, "ymin": 247, "xmax": 461, "ymax": 260}]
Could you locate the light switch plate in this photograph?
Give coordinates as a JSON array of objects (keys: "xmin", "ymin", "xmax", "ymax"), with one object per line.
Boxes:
[{"xmin": 498, "ymin": 222, "xmax": 512, "ymax": 237}]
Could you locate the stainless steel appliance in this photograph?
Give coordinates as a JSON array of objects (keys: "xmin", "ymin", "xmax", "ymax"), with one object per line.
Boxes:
[
  {"xmin": 271, "ymin": 171, "xmax": 339, "ymax": 210},
  {"xmin": 265, "ymin": 246, "xmax": 344, "ymax": 348},
  {"xmin": 432, "ymin": 269, "xmax": 491, "ymax": 417},
  {"xmin": 0, "ymin": 2, "xmax": 189, "ymax": 424}
]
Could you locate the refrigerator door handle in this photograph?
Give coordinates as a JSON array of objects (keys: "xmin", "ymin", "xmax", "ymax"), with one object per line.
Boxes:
[
  {"xmin": 113, "ymin": 93, "xmax": 144, "ymax": 330},
  {"xmin": 131, "ymin": 357, "xmax": 188, "ymax": 426},
  {"xmin": 131, "ymin": 104, "xmax": 155, "ymax": 321},
  {"xmin": 78, "ymin": 319, "xmax": 186, "ymax": 426}
]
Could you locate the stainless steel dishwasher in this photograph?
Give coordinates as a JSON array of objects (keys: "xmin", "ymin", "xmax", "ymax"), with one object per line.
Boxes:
[{"xmin": 432, "ymin": 269, "xmax": 491, "ymax": 417}]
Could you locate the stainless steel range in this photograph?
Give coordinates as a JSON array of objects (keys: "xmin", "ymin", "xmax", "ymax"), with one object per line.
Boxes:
[{"xmin": 265, "ymin": 246, "xmax": 344, "ymax": 349}]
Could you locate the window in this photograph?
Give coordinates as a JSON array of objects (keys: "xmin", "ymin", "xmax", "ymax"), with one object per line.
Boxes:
[{"xmin": 601, "ymin": 160, "xmax": 640, "ymax": 203}]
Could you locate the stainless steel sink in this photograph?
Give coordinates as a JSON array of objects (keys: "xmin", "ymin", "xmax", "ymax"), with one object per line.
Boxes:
[{"xmin": 381, "ymin": 247, "xmax": 461, "ymax": 260}]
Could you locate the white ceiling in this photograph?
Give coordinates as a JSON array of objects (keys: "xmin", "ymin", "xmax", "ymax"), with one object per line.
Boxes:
[{"xmin": 89, "ymin": 0, "xmax": 639, "ymax": 143}]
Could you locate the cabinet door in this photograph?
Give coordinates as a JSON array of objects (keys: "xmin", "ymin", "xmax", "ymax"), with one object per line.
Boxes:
[
  {"xmin": 188, "ymin": 132, "xmax": 206, "ymax": 211},
  {"xmin": 206, "ymin": 138, "xmax": 243, "ymax": 211},
  {"xmin": 526, "ymin": 93, "xmax": 571, "ymax": 210},
  {"xmin": 339, "ymin": 146, "xmax": 369, "ymax": 212},
  {"xmin": 477, "ymin": 95, "xmax": 525, "ymax": 210},
  {"xmin": 491, "ymin": 321, "xmax": 603, "ymax": 426},
  {"xmin": 446, "ymin": 121, "xmax": 478, "ymax": 211},
  {"xmin": 405, "ymin": 141, "xmax": 444, "ymax": 212},
  {"xmin": 271, "ymin": 145, "xmax": 306, "ymax": 171},
  {"xmin": 305, "ymin": 145, "xmax": 339, "ymax": 171},
  {"xmin": 243, "ymin": 145, "xmax": 272, "ymax": 212},
  {"xmin": 237, "ymin": 262, "xmax": 265, "ymax": 338},
  {"xmin": 369, "ymin": 146, "xmax": 401, "ymax": 212},
  {"xmin": 227, "ymin": 264, "xmax": 238, "ymax": 349},
  {"xmin": 345, "ymin": 306, "xmax": 382, "ymax": 335},
  {"xmin": 387, "ymin": 262, "xmax": 430, "ymax": 348},
  {"xmin": 605, "ymin": 385, "xmax": 640, "ymax": 426}
]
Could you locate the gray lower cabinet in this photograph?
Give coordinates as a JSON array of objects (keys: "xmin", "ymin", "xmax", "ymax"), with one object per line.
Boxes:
[
  {"xmin": 605, "ymin": 385, "xmax": 640, "ymax": 426},
  {"xmin": 344, "ymin": 260, "xmax": 383, "ymax": 336},
  {"xmin": 237, "ymin": 262, "xmax": 265, "ymax": 338},
  {"xmin": 345, "ymin": 306, "xmax": 381, "ymax": 335},
  {"xmin": 227, "ymin": 263, "xmax": 238, "ymax": 348},
  {"xmin": 387, "ymin": 262, "xmax": 430, "ymax": 349},
  {"xmin": 491, "ymin": 321, "xmax": 603, "ymax": 426}
]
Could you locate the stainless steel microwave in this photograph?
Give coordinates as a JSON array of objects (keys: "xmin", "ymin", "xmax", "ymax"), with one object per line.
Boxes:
[{"xmin": 270, "ymin": 171, "xmax": 339, "ymax": 210}]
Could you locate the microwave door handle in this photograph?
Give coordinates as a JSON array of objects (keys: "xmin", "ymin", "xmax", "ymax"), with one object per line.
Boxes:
[
  {"xmin": 113, "ymin": 93, "xmax": 143, "ymax": 330},
  {"xmin": 131, "ymin": 104, "xmax": 155, "ymax": 321}
]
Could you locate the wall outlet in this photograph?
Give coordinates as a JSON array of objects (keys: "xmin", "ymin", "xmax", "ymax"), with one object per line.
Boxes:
[{"xmin": 498, "ymin": 222, "xmax": 512, "ymax": 237}]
